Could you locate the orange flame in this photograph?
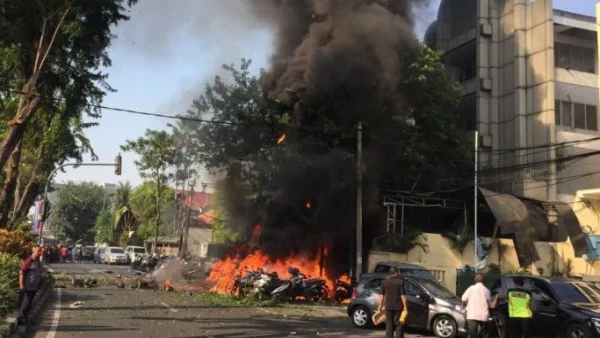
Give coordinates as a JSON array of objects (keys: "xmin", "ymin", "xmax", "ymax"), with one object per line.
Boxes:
[
  {"xmin": 277, "ymin": 134, "xmax": 286, "ymax": 144},
  {"xmin": 305, "ymin": 200, "xmax": 312, "ymax": 209},
  {"xmin": 207, "ymin": 248, "xmax": 337, "ymax": 298}
]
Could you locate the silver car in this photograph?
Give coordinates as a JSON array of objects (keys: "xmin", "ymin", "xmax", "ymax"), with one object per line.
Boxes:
[{"xmin": 347, "ymin": 273, "xmax": 468, "ymax": 338}]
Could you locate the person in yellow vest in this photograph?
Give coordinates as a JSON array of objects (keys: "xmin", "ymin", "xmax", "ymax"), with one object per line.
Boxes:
[{"xmin": 502, "ymin": 276, "xmax": 532, "ymax": 338}]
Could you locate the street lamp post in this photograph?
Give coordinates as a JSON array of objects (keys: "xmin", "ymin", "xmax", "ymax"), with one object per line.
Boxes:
[{"xmin": 38, "ymin": 159, "xmax": 121, "ymax": 245}]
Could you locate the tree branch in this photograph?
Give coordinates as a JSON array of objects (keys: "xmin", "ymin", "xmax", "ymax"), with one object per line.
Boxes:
[{"xmin": 36, "ymin": 6, "xmax": 70, "ymax": 74}]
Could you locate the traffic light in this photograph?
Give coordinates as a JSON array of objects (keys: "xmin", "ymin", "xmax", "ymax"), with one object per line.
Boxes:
[
  {"xmin": 41, "ymin": 199, "xmax": 51, "ymax": 222},
  {"xmin": 115, "ymin": 153, "xmax": 122, "ymax": 176}
]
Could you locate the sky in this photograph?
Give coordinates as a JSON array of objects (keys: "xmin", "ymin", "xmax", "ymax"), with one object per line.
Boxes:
[{"xmin": 54, "ymin": 0, "xmax": 599, "ymax": 189}]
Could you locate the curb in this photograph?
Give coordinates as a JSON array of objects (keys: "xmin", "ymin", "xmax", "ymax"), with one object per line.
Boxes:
[{"xmin": 0, "ymin": 272, "xmax": 54, "ymax": 338}]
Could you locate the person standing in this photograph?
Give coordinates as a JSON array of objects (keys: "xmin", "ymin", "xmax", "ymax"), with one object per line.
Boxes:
[
  {"xmin": 505, "ymin": 277, "xmax": 532, "ymax": 338},
  {"xmin": 377, "ymin": 267, "xmax": 408, "ymax": 338},
  {"xmin": 461, "ymin": 272, "xmax": 492, "ymax": 338},
  {"xmin": 18, "ymin": 246, "xmax": 43, "ymax": 326}
]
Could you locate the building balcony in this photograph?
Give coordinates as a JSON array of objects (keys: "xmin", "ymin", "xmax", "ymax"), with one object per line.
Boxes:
[{"xmin": 556, "ymin": 67, "xmax": 598, "ymax": 88}]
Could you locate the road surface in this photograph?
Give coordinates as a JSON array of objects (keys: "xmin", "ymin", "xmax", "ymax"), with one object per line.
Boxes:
[
  {"xmin": 21, "ymin": 263, "xmax": 434, "ymax": 337},
  {"xmin": 46, "ymin": 262, "xmax": 139, "ymax": 277}
]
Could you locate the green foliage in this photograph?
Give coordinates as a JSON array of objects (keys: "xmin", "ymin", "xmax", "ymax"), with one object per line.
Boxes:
[
  {"xmin": 121, "ymin": 129, "xmax": 178, "ymax": 184},
  {"xmin": 93, "ymin": 210, "xmax": 113, "ymax": 244},
  {"xmin": 0, "ymin": 0, "xmax": 138, "ymax": 229},
  {"xmin": 372, "ymin": 228, "xmax": 429, "ymax": 254},
  {"xmin": 0, "ymin": 253, "xmax": 21, "ymax": 320},
  {"xmin": 442, "ymin": 223, "xmax": 474, "ymax": 254},
  {"xmin": 48, "ymin": 181, "xmax": 105, "ymax": 242},
  {"xmin": 129, "ymin": 182, "xmax": 174, "ymax": 240}
]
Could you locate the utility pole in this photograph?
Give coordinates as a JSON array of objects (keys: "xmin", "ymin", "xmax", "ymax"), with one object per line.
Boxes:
[
  {"xmin": 183, "ymin": 182, "xmax": 194, "ymax": 257},
  {"xmin": 355, "ymin": 122, "xmax": 363, "ymax": 281},
  {"xmin": 474, "ymin": 130, "xmax": 479, "ymax": 272}
]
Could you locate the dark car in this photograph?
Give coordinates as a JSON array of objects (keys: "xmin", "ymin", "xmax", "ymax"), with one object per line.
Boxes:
[
  {"xmin": 347, "ymin": 273, "xmax": 468, "ymax": 338},
  {"xmin": 372, "ymin": 261, "xmax": 440, "ymax": 281},
  {"xmin": 490, "ymin": 275, "xmax": 600, "ymax": 338}
]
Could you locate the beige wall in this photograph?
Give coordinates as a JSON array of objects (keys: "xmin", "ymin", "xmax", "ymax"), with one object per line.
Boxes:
[{"xmin": 368, "ymin": 228, "xmax": 600, "ymax": 294}]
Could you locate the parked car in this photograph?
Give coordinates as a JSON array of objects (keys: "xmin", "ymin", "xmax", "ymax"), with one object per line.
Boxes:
[
  {"xmin": 124, "ymin": 246, "xmax": 147, "ymax": 263},
  {"xmin": 372, "ymin": 261, "xmax": 439, "ymax": 281},
  {"xmin": 93, "ymin": 247, "xmax": 106, "ymax": 264},
  {"xmin": 347, "ymin": 273, "xmax": 467, "ymax": 338},
  {"xmin": 104, "ymin": 247, "xmax": 128, "ymax": 265},
  {"xmin": 490, "ymin": 275, "xmax": 600, "ymax": 338}
]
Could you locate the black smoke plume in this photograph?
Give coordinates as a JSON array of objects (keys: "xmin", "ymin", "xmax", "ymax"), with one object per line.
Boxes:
[{"xmin": 222, "ymin": 0, "xmax": 431, "ymax": 270}]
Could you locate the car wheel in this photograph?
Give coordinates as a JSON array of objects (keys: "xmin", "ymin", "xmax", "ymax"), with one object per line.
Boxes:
[
  {"xmin": 490, "ymin": 310, "xmax": 507, "ymax": 338},
  {"xmin": 351, "ymin": 306, "xmax": 372, "ymax": 328},
  {"xmin": 432, "ymin": 315, "xmax": 457, "ymax": 338},
  {"xmin": 566, "ymin": 323, "xmax": 592, "ymax": 338}
]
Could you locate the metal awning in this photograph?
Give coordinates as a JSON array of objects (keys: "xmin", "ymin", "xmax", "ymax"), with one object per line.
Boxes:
[
  {"xmin": 479, "ymin": 187, "xmax": 528, "ymax": 235},
  {"xmin": 554, "ymin": 202, "xmax": 587, "ymax": 257},
  {"xmin": 477, "ymin": 187, "xmax": 589, "ymax": 263}
]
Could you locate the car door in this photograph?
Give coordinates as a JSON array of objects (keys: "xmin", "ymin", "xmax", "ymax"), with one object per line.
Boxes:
[
  {"xmin": 529, "ymin": 279, "xmax": 560, "ymax": 335},
  {"xmin": 403, "ymin": 279, "xmax": 429, "ymax": 329}
]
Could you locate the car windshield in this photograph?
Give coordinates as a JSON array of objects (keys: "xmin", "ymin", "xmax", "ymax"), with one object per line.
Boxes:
[
  {"xmin": 420, "ymin": 279, "xmax": 456, "ymax": 299},
  {"xmin": 110, "ymin": 248, "xmax": 124, "ymax": 254},
  {"xmin": 400, "ymin": 268, "xmax": 436, "ymax": 280},
  {"xmin": 551, "ymin": 282, "xmax": 600, "ymax": 303},
  {"xmin": 133, "ymin": 248, "xmax": 146, "ymax": 253}
]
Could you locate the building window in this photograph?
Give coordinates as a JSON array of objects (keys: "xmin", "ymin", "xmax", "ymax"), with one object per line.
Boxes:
[
  {"xmin": 453, "ymin": 55, "xmax": 476, "ymax": 82},
  {"xmin": 555, "ymin": 43, "xmax": 595, "ymax": 73},
  {"xmin": 555, "ymin": 100, "xmax": 598, "ymax": 131}
]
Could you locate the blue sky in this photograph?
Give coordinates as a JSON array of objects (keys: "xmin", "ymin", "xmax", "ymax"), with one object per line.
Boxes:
[{"xmin": 55, "ymin": 0, "xmax": 599, "ymax": 189}]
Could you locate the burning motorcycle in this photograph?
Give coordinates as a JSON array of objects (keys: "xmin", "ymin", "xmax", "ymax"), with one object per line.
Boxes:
[
  {"xmin": 270, "ymin": 267, "xmax": 328, "ymax": 301},
  {"xmin": 230, "ymin": 269, "xmax": 260, "ymax": 297},
  {"xmin": 251, "ymin": 270, "xmax": 282, "ymax": 300},
  {"xmin": 333, "ymin": 279, "xmax": 352, "ymax": 303}
]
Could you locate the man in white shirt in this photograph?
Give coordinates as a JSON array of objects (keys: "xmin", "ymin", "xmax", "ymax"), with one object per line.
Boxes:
[{"xmin": 461, "ymin": 273, "xmax": 491, "ymax": 338}]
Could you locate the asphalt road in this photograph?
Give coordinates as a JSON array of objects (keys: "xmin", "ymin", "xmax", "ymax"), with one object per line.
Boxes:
[
  {"xmin": 22, "ymin": 263, "xmax": 434, "ymax": 338},
  {"xmin": 46, "ymin": 262, "xmax": 140, "ymax": 277}
]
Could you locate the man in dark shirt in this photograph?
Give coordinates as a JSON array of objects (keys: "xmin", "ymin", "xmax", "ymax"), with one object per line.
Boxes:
[
  {"xmin": 378, "ymin": 267, "xmax": 408, "ymax": 338},
  {"xmin": 18, "ymin": 246, "xmax": 42, "ymax": 326}
]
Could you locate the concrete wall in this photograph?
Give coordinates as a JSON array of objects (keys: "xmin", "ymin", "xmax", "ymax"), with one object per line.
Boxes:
[{"xmin": 368, "ymin": 229, "xmax": 600, "ymax": 295}]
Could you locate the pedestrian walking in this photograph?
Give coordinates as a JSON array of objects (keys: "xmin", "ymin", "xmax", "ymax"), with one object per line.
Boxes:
[
  {"xmin": 17, "ymin": 246, "xmax": 43, "ymax": 326},
  {"xmin": 461, "ymin": 272, "xmax": 492, "ymax": 338},
  {"xmin": 498, "ymin": 276, "xmax": 532, "ymax": 338},
  {"xmin": 377, "ymin": 267, "xmax": 408, "ymax": 338}
]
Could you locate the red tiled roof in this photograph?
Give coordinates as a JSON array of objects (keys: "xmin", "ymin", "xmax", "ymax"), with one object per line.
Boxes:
[
  {"xmin": 198, "ymin": 210, "xmax": 217, "ymax": 225},
  {"xmin": 175, "ymin": 190, "xmax": 212, "ymax": 210}
]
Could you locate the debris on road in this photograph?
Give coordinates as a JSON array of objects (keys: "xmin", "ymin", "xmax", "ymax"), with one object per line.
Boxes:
[
  {"xmin": 71, "ymin": 277, "xmax": 98, "ymax": 288},
  {"xmin": 69, "ymin": 301, "xmax": 84, "ymax": 308}
]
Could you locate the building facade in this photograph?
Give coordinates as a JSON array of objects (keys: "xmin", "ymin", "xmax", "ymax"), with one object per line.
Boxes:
[{"xmin": 425, "ymin": 0, "xmax": 600, "ymax": 204}]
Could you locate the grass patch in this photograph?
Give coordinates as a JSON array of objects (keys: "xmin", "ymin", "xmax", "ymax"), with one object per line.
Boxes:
[
  {"xmin": 195, "ymin": 291, "xmax": 280, "ymax": 307},
  {"xmin": 0, "ymin": 254, "xmax": 20, "ymax": 320}
]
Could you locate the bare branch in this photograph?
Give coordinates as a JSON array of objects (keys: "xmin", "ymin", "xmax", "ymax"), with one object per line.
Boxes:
[
  {"xmin": 37, "ymin": 6, "xmax": 70, "ymax": 74},
  {"xmin": 33, "ymin": 18, "xmax": 47, "ymax": 73}
]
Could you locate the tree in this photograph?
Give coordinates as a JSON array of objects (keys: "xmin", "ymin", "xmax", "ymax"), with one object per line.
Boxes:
[
  {"xmin": 128, "ymin": 181, "xmax": 175, "ymax": 245},
  {"xmin": 114, "ymin": 181, "xmax": 132, "ymax": 210},
  {"xmin": 48, "ymin": 182, "xmax": 105, "ymax": 242},
  {"xmin": 0, "ymin": 0, "xmax": 137, "ymax": 227},
  {"xmin": 93, "ymin": 210, "xmax": 113, "ymax": 244},
  {"xmin": 0, "ymin": 0, "xmax": 138, "ymax": 170},
  {"xmin": 178, "ymin": 46, "xmax": 471, "ymax": 255}
]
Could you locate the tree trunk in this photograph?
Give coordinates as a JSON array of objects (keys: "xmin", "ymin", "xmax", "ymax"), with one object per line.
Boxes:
[
  {"xmin": 0, "ymin": 79, "xmax": 41, "ymax": 170},
  {"xmin": 8, "ymin": 143, "xmax": 46, "ymax": 228},
  {"xmin": 0, "ymin": 139, "xmax": 24, "ymax": 226}
]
